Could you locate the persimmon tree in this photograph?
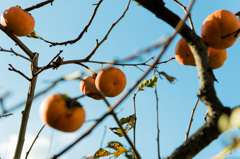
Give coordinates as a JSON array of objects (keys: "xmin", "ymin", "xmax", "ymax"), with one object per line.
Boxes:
[{"xmin": 1, "ymin": 0, "xmax": 240, "ymax": 159}]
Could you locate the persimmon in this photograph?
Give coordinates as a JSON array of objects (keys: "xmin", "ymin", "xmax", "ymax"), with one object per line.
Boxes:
[
  {"xmin": 80, "ymin": 76, "xmax": 102, "ymax": 100},
  {"xmin": 39, "ymin": 94, "xmax": 85, "ymax": 132},
  {"xmin": 95, "ymin": 67, "xmax": 126, "ymax": 97},
  {"xmin": 175, "ymin": 38, "xmax": 209, "ymax": 66},
  {"xmin": 1, "ymin": 6, "xmax": 35, "ymax": 36},
  {"xmin": 201, "ymin": 10, "xmax": 240, "ymax": 50},
  {"xmin": 208, "ymin": 48, "xmax": 227, "ymax": 69}
]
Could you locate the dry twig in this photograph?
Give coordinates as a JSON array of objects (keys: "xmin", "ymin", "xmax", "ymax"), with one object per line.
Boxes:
[
  {"xmin": 24, "ymin": 0, "xmax": 55, "ymax": 12},
  {"xmin": 39, "ymin": 0, "xmax": 104, "ymax": 47},
  {"xmin": 8, "ymin": 64, "xmax": 31, "ymax": 81},
  {"xmin": 25, "ymin": 125, "xmax": 46, "ymax": 159}
]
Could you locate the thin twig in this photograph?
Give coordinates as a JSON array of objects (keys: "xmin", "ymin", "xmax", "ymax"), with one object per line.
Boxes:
[
  {"xmin": 39, "ymin": 0, "xmax": 103, "ymax": 47},
  {"xmin": 36, "ymin": 56, "xmax": 175, "ymax": 73},
  {"xmin": 0, "ymin": 47, "xmax": 31, "ymax": 62},
  {"xmin": 34, "ymin": 50, "xmax": 63, "ymax": 76},
  {"xmin": 133, "ymin": 93, "xmax": 137, "ymax": 159},
  {"xmin": 155, "ymin": 85, "xmax": 161, "ymax": 159},
  {"xmin": 85, "ymin": 0, "xmax": 131, "ymax": 60},
  {"xmin": 100, "ymin": 126, "xmax": 107, "ymax": 148},
  {"xmin": 46, "ymin": 131, "xmax": 54, "ymax": 159},
  {"xmin": 24, "ymin": 0, "xmax": 54, "ymax": 12},
  {"xmin": 221, "ymin": 28, "xmax": 240, "ymax": 39},
  {"xmin": 0, "ymin": 113, "xmax": 13, "ymax": 118},
  {"xmin": 0, "ymin": 92, "xmax": 10, "ymax": 114},
  {"xmin": 25, "ymin": 125, "xmax": 46, "ymax": 159},
  {"xmin": 235, "ymin": 11, "xmax": 240, "ymax": 16},
  {"xmin": 173, "ymin": 0, "xmax": 195, "ymax": 32},
  {"xmin": 185, "ymin": 98, "xmax": 199, "ymax": 141},
  {"xmin": 8, "ymin": 64, "xmax": 32, "ymax": 81}
]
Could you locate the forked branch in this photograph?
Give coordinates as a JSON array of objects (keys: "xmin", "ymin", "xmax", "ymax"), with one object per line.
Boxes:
[
  {"xmin": 84, "ymin": 0, "xmax": 131, "ymax": 60},
  {"xmin": 39, "ymin": 0, "xmax": 104, "ymax": 47}
]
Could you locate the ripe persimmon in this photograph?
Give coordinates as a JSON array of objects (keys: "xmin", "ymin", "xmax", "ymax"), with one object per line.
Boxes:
[
  {"xmin": 201, "ymin": 10, "xmax": 240, "ymax": 50},
  {"xmin": 95, "ymin": 67, "xmax": 126, "ymax": 97},
  {"xmin": 175, "ymin": 38, "xmax": 196, "ymax": 66},
  {"xmin": 1, "ymin": 6, "xmax": 35, "ymax": 36},
  {"xmin": 80, "ymin": 76, "xmax": 102, "ymax": 100},
  {"xmin": 208, "ymin": 48, "xmax": 227, "ymax": 69},
  {"xmin": 175, "ymin": 38, "xmax": 210, "ymax": 66},
  {"xmin": 39, "ymin": 94, "xmax": 85, "ymax": 132}
]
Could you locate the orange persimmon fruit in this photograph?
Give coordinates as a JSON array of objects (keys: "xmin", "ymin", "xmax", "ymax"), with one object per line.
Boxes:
[
  {"xmin": 1, "ymin": 6, "xmax": 35, "ymax": 36},
  {"xmin": 39, "ymin": 94, "xmax": 85, "ymax": 132},
  {"xmin": 208, "ymin": 48, "xmax": 227, "ymax": 69},
  {"xmin": 80, "ymin": 76, "xmax": 102, "ymax": 100},
  {"xmin": 95, "ymin": 67, "xmax": 126, "ymax": 97},
  {"xmin": 201, "ymin": 10, "xmax": 240, "ymax": 50},
  {"xmin": 175, "ymin": 38, "xmax": 209, "ymax": 66}
]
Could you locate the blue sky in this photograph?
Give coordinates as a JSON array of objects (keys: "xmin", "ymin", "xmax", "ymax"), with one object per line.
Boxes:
[{"xmin": 0, "ymin": 0, "xmax": 240, "ymax": 159}]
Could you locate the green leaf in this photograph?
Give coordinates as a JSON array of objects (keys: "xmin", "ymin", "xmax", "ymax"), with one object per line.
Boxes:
[
  {"xmin": 136, "ymin": 75, "xmax": 158, "ymax": 94},
  {"xmin": 109, "ymin": 115, "xmax": 136, "ymax": 137},
  {"xmin": 93, "ymin": 148, "xmax": 111, "ymax": 158},
  {"xmin": 158, "ymin": 72, "xmax": 177, "ymax": 83},
  {"xmin": 26, "ymin": 30, "xmax": 41, "ymax": 39}
]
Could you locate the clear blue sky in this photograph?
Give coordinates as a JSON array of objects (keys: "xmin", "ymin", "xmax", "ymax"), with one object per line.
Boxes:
[{"xmin": 0, "ymin": 0, "xmax": 240, "ymax": 159}]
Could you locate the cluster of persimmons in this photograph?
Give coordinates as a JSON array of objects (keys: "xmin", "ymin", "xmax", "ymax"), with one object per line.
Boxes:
[
  {"xmin": 1, "ymin": 6, "xmax": 127, "ymax": 132},
  {"xmin": 41, "ymin": 67, "xmax": 127, "ymax": 132},
  {"xmin": 175, "ymin": 10, "xmax": 240, "ymax": 69}
]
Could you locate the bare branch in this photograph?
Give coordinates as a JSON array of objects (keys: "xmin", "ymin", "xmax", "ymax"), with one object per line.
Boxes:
[
  {"xmin": 0, "ymin": 24, "xmax": 34, "ymax": 59},
  {"xmin": 13, "ymin": 53, "xmax": 39, "ymax": 159},
  {"xmin": 84, "ymin": 0, "xmax": 131, "ymax": 60},
  {"xmin": 24, "ymin": 0, "xmax": 54, "ymax": 12},
  {"xmin": 133, "ymin": 93, "xmax": 137, "ymax": 159},
  {"xmin": 39, "ymin": 0, "xmax": 103, "ymax": 47},
  {"xmin": 173, "ymin": 0, "xmax": 195, "ymax": 32},
  {"xmin": 34, "ymin": 50, "xmax": 63, "ymax": 76},
  {"xmin": 221, "ymin": 28, "xmax": 240, "ymax": 39},
  {"xmin": 8, "ymin": 64, "xmax": 32, "ymax": 81},
  {"xmin": 154, "ymin": 84, "xmax": 161, "ymax": 159},
  {"xmin": 100, "ymin": 126, "xmax": 107, "ymax": 148},
  {"xmin": 25, "ymin": 125, "xmax": 46, "ymax": 159},
  {"xmin": 0, "ymin": 47, "xmax": 31, "ymax": 61},
  {"xmin": 185, "ymin": 98, "xmax": 199, "ymax": 141},
  {"xmin": 0, "ymin": 113, "xmax": 13, "ymax": 118}
]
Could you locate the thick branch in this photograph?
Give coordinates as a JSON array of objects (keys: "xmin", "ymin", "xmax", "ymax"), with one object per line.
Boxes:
[
  {"xmin": 134, "ymin": 0, "xmax": 224, "ymax": 158},
  {"xmin": 167, "ymin": 107, "xmax": 231, "ymax": 159},
  {"xmin": 134, "ymin": 0, "xmax": 223, "ymax": 116}
]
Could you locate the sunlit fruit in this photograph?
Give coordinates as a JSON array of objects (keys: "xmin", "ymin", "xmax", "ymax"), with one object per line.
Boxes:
[
  {"xmin": 201, "ymin": 10, "xmax": 240, "ymax": 50},
  {"xmin": 208, "ymin": 48, "xmax": 227, "ymax": 69},
  {"xmin": 39, "ymin": 94, "xmax": 85, "ymax": 132},
  {"xmin": 80, "ymin": 76, "xmax": 102, "ymax": 100},
  {"xmin": 95, "ymin": 67, "xmax": 126, "ymax": 97},
  {"xmin": 175, "ymin": 38, "xmax": 209, "ymax": 66},
  {"xmin": 1, "ymin": 6, "xmax": 35, "ymax": 36}
]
